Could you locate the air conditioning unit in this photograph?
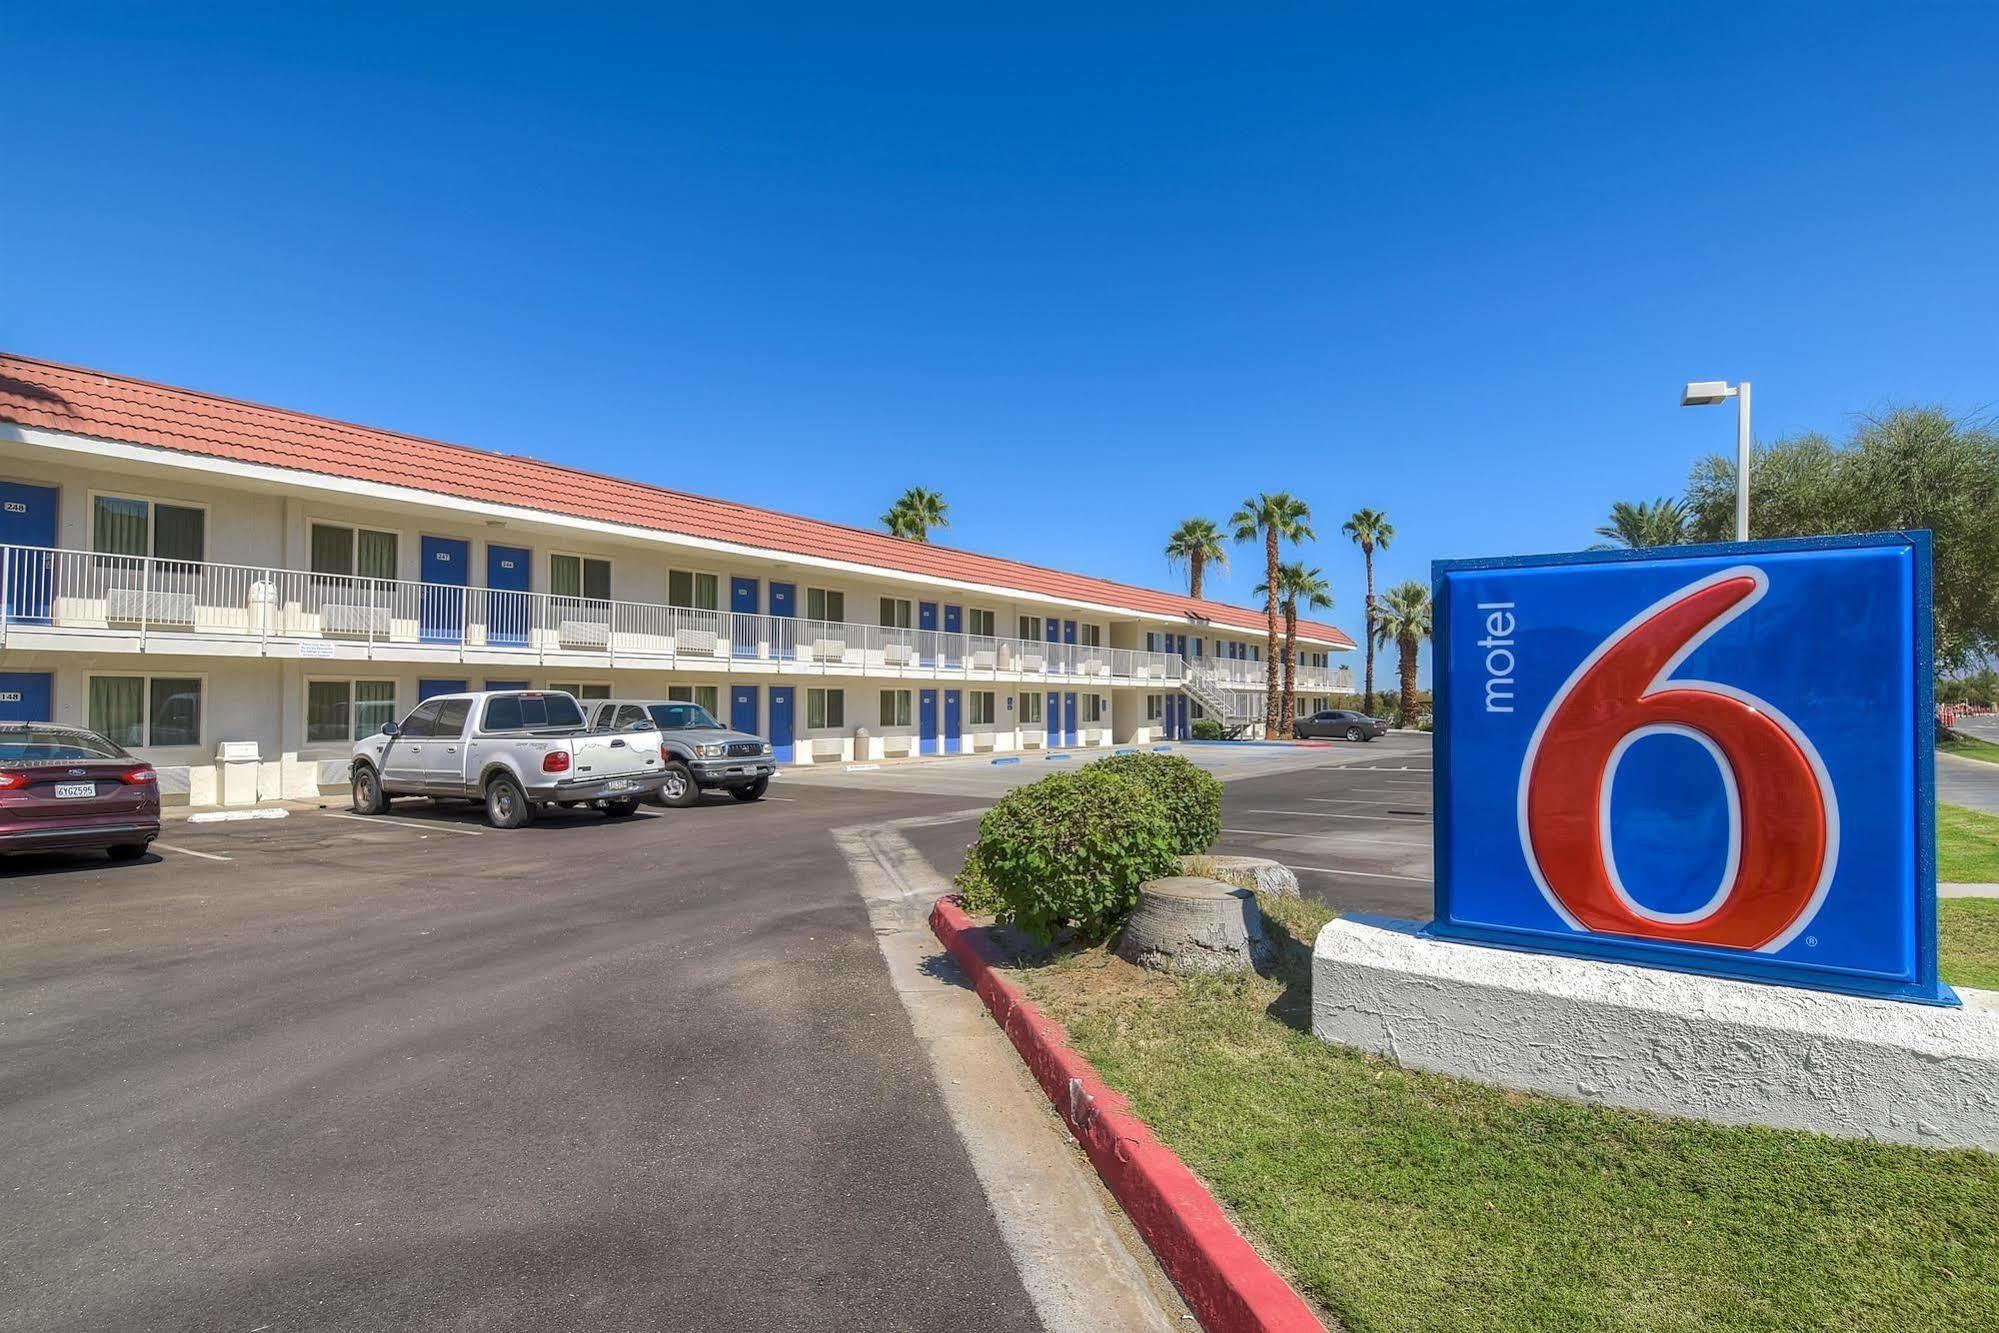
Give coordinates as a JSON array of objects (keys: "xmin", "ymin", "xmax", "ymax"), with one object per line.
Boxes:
[
  {"xmin": 562, "ymin": 618, "xmax": 612, "ymax": 649},
  {"xmin": 320, "ymin": 603, "xmax": 391, "ymax": 635}
]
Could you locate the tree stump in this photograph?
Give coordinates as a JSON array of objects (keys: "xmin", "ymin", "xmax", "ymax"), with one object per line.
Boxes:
[
  {"xmin": 1180, "ymin": 853, "xmax": 1300, "ymax": 899},
  {"xmin": 1115, "ymin": 876, "xmax": 1271, "ymax": 975}
]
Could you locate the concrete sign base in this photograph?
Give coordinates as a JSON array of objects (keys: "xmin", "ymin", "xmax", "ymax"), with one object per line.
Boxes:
[{"xmin": 1312, "ymin": 917, "xmax": 1999, "ymax": 1152}]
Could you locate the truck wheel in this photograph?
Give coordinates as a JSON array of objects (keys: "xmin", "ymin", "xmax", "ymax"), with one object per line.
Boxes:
[
  {"xmin": 484, "ymin": 773, "xmax": 534, "ymax": 829},
  {"xmin": 352, "ymin": 765, "xmax": 390, "ymax": 814},
  {"xmin": 729, "ymin": 777, "xmax": 769, "ymax": 803},
  {"xmin": 656, "ymin": 761, "xmax": 699, "ymax": 809},
  {"xmin": 602, "ymin": 796, "xmax": 641, "ymax": 817}
]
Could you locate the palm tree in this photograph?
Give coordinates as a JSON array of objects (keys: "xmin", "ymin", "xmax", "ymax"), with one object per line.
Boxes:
[
  {"xmin": 882, "ymin": 487, "xmax": 950, "ymax": 542},
  {"xmin": 1341, "ymin": 508, "xmax": 1394, "ymax": 715},
  {"xmin": 1372, "ymin": 581, "xmax": 1432, "ymax": 729},
  {"xmin": 1164, "ymin": 518, "xmax": 1229, "ymax": 599},
  {"xmin": 1256, "ymin": 562, "xmax": 1332, "ymax": 737},
  {"xmin": 1229, "ymin": 492, "xmax": 1315, "ymax": 737},
  {"xmin": 1592, "ymin": 498, "xmax": 1689, "ymax": 550}
]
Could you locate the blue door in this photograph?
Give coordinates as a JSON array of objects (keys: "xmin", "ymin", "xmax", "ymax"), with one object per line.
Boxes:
[
  {"xmin": 418, "ymin": 677, "xmax": 467, "ymax": 702},
  {"xmin": 731, "ymin": 685, "xmax": 760, "ymax": 735},
  {"xmin": 943, "ymin": 605, "xmax": 962, "ymax": 667},
  {"xmin": 0, "ymin": 672, "xmax": 54, "ymax": 723},
  {"xmin": 768, "ymin": 687, "xmax": 795, "ymax": 763},
  {"xmin": 731, "ymin": 578, "xmax": 759, "ymax": 657},
  {"xmin": 484, "ymin": 679, "xmax": 528, "ymax": 692},
  {"xmin": 1063, "ymin": 621, "xmax": 1077, "ymax": 645},
  {"xmin": 420, "ymin": 536, "xmax": 469, "ymax": 643},
  {"xmin": 918, "ymin": 601, "xmax": 938, "ymax": 665},
  {"xmin": 943, "ymin": 689, "xmax": 961, "ymax": 754},
  {"xmin": 0, "ymin": 481, "xmax": 59, "ymax": 623},
  {"xmin": 919, "ymin": 689, "xmax": 939, "ymax": 756},
  {"xmin": 1175, "ymin": 695, "xmax": 1188, "ymax": 740},
  {"xmin": 767, "ymin": 582, "xmax": 795, "ymax": 659},
  {"xmin": 485, "ymin": 544, "xmax": 531, "ymax": 646},
  {"xmin": 1045, "ymin": 691, "xmax": 1060, "ymax": 746},
  {"xmin": 1063, "ymin": 692, "xmax": 1079, "ymax": 746}
]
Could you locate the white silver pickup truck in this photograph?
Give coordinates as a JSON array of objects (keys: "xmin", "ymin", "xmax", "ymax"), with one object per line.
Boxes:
[{"xmin": 349, "ymin": 690, "xmax": 668, "ymax": 828}]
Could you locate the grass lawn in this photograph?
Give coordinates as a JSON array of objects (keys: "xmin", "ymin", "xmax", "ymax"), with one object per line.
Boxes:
[
  {"xmin": 1012, "ymin": 893, "xmax": 1999, "ymax": 1333},
  {"xmin": 1940, "ymin": 804, "xmax": 1999, "ymax": 883},
  {"xmin": 1940, "ymin": 899, "xmax": 1999, "ymax": 991},
  {"xmin": 1941, "ymin": 734, "xmax": 1999, "ymax": 765}
]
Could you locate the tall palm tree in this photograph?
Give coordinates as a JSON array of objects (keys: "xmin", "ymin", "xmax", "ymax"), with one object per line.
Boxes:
[
  {"xmin": 882, "ymin": 487, "xmax": 950, "ymax": 542},
  {"xmin": 1256, "ymin": 562, "xmax": 1332, "ymax": 737},
  {"xmin": 1164, "ymin": 518, "xmax": 1229, "ymax": 599},
  {"xmin": 1341, "ymin": 508, "xmax": 1394, "ymax": 715},
  {"xmin": 1372, "ymin": 581, "xmax": 1432, "ymax": 729},
  {"xmin": 1229, "ymin": 492, "xmax": 1315, "ymax": 737},
  {"xmin": 1592, "ymin": 498, "xmax": 1689, "ymax": 550}
]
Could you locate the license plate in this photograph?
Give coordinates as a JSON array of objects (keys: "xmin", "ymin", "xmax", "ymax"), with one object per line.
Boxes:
[
  {"xmin": 604, "ymin": 779, "xmax": 634, "ymax": 793},
  {"xmin": 54, "ymin": 783, "xmax": 96, "ymax": 799}
]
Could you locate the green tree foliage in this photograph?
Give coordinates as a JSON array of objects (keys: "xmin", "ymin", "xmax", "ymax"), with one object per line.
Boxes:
[
  {"xmin": 1683, "ymin": 408, "xmax": 1999, "ymax": 670},
  {"xmin": 972, "ymin": 767, "xmax": 1181, "ymax": 944},
  {"xmin": 1373, "ymin": 581, "xmax": 1432, "ymax": 728},
  {"xmin": 1164, "ymin": 517, "xmax": 1230, "ymax": 599},
  {"xmin": 1230, "ymin": 492, "xmax": 1316, "ymax": 737},
  {"xmin": 1342, "ymin": 508, "xmax": 1394, "ymax": 714},
  {"xmin": 1593, "ymin": 497, "xmax": 1690, "ymax": 549},
  {"xmin": 1087, "ymin": 751, "xmax": 1223, "ymax": 855},
  {"xmin": 881, "ymin": 486, "xmax": 950, "ymax": 541}
]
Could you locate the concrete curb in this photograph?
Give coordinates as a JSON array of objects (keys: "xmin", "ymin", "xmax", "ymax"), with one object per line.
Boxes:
[
  {"xmin": 1942, "ymin": 883, "xmax": 1999, "ymax": 899},
  {"xmin": 929, "ymin": 896, "xmax": 1324, "ymax": 1333}
]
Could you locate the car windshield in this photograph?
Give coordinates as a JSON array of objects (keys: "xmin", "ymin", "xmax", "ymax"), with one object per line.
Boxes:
[
  {"xmin": 483, "ymin": 693, "xmax": 587, "ymax": 731},
  {"xmin": 0, "ymin": 728, "xmax": 127, "ymax": 761},
  {"xmin": 647, "ymin": 704, "xmax": 719, "ymax": 730}
]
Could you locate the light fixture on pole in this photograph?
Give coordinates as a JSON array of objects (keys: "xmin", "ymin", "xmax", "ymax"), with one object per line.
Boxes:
[{"xmin": 1681, "ymin": 379, "xmax": 1752, "ymax": 541}]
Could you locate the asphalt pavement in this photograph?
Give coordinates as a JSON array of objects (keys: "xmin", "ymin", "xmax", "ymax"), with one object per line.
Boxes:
[{"xmin": 0, "ymin": 786, "xmax": 1042, "ymax": 1333}]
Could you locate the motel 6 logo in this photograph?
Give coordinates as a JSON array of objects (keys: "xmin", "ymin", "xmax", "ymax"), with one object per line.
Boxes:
[
  {"xmin": 1432, "ymin": 535, "xmax": 1950, "ymax": 1005},
  {"xmin": 1520, "ymin": 567, "xmax": 1836, "ymax": 954}
]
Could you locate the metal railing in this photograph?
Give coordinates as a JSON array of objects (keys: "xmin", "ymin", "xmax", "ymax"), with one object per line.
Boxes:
[{"xmin": 0, "ymin": 543, "xmax": 1190, "ymax": 685}]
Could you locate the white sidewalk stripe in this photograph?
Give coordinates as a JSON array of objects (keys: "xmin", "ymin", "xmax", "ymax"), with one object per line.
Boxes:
[
  {"xmin": 1287, "ymin": 863, "xmax": 1434, "ymax": 883},
  {"xmin": 154, "ymin": 843, "xmax": 231, "ymax": 861},
  {"xmin": 322, "ymin": 812, "xmax": 484, "ymax": 836}
]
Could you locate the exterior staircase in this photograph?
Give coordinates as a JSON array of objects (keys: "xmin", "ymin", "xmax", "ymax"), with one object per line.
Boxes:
[{"xmin": 1182, "ymin": 660, "xmax": 1258, "ymax": 737}]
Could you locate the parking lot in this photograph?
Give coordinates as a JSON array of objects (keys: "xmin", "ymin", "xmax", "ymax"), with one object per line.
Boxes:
[{"xmin": 0, "ymin": 738, "xmax": 1430, "ymax": 1332}]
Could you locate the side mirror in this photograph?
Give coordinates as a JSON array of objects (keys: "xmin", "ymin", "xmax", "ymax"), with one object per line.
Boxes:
[{"xmin": 380, "ymin": 722, "xmax": 400, "ymax": 738}]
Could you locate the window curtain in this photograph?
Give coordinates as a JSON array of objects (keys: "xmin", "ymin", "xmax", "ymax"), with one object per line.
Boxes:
[
  {"xmin": 310, "ymin": 525, "xmax": 354, "ymax": 576},
  {"xmin": 306, "ymin": 681, "xmax": 351, "ymax": 743},
  {"xmin": 552, "ymin": 556, "xmax": 582, "ymax": 599},
  {"xmin": 354, "ymin": 681, "xmax": 396, "ymax": 737},
  {"xmin": 152, "ymin": 505, "xmax": 205, "ymax": 564},
  {"xmin": 92, "ymin": 497, "xmax": 147, "ymax": 557},
  {"xmin": 149, "ymin": 678, "xmax": 201, "ymax": 746},
  {"xmin": 89, "ymin": 677, "xmax": 145, "ymax": 748},
  {"xmin": 357, "ymin": 531, "xmax": 398, "ymax": 581}
]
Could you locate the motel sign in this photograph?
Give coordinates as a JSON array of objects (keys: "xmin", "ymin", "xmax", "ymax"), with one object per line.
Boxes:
[{"xmin": 1431, "ymin": 532, "xmax": 1952, "ymax": 1005}]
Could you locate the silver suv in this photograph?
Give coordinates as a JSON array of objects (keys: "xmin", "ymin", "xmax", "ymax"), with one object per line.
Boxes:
[{"xmin": 585, "ymin": 699, "xmax": 775, "ymax": 807}]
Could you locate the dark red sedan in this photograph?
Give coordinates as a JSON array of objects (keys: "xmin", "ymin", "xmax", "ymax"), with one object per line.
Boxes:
[{"xmin": 0, "ymin": 724, "xmax": 160, "ymax": 862}]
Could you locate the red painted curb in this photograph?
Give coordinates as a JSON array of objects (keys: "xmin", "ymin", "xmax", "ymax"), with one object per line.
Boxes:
[{"xmin": 930, "ymin": 896, "xmax": 1325, "ymax": 1333}]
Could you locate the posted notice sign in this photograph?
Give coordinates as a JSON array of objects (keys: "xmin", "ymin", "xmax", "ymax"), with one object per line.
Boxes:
[{"xmin": 1431, "ymin": 532, "xmax": 1949, "ymax": 1005}]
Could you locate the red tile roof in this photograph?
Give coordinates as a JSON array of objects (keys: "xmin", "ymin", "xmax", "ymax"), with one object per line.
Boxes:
[{"xmin": 0, "ymin": 353, "xmax": 1353, "ymax": 648}]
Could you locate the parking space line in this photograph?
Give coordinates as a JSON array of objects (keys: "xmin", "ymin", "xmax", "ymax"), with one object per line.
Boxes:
[
  {"xmin": 1304, "ymin": 797, "xmax": 1432, "ymax": 807},
  {"xmin": 321, "ymin": 812, "xmax": 485, "ymax": 836},
  {"xmin": 1238, "ymin": 810, "xmax": 1431, "ymax": 823},
  {"xmin": 1287, "ymin": 863, "xmax": 1433, "ymax": 883},
  {"xmin": 154, "ymin": 842, "xmax": 232, "ymax": 861}
]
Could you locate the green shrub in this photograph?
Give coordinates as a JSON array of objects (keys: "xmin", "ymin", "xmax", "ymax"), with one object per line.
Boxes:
[
  {"xmin": 1087, "ymin": 751, "xmax": 1222, "ymax": 855},
  {"xmin": 1191, "ymin": 718, "xmax": 1225, "ymax": 741},
  {"xmin": 973, "ymin": 767, "xmax": 1181, "ymax": 944},
  {"xmin": 953, "ymin": 842, "xmax": 1006, "ymax": 915}
]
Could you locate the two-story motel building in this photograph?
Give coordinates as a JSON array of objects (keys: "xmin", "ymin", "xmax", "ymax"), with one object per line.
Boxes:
[{"xmin": 0, "ymin": 355, "xmax": 1354, "ymax": 804}]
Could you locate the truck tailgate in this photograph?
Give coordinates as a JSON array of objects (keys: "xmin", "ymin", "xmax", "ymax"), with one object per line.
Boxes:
[{"xmin": 571, "ymin": 731, "xmax": 663, "ymax": 778}]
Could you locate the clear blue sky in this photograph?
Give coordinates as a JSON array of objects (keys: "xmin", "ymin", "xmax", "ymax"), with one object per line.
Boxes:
[{"xmin": 9, "ymin": 4, "xmax": 1996, "ymax": 676}]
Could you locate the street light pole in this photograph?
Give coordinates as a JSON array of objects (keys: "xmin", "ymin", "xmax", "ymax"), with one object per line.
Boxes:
[
  {"xmin": 1733, "ymin": 380, "xmax": 1752, "ymax": 542},
  {"xmin": 1680, "ymin": 379, "xmax": 1753, "ymax": 541}
]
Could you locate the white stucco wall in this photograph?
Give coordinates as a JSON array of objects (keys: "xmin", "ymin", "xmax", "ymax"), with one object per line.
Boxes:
[{"xmin": 1313, "ymin": 918, "xmax": 1999, "ymax": 1152}]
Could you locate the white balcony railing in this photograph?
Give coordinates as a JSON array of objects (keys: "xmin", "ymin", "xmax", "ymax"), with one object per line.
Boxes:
[{"xmin": 0, "ymin": 544, "xmax": 1194, "ymax": 686}]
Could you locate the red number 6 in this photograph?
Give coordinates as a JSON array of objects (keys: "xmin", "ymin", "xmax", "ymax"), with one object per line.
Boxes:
[{"xmin": 1520, "ymin": 567, "xmax": 1837, "ymax": 952}]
